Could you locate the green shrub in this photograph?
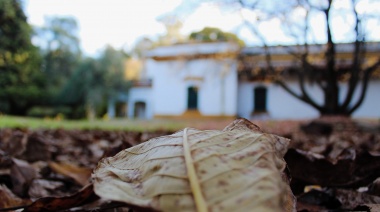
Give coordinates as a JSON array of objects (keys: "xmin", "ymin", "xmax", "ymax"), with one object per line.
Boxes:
[{"xmin": 27, "ymin": 106, "xmax": 72, "ymax": 118}]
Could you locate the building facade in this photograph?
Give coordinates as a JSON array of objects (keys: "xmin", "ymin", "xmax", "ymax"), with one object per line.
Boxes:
[{"xmin": 122, "ymin": 42, "xmax": 380, "ymax": 120}]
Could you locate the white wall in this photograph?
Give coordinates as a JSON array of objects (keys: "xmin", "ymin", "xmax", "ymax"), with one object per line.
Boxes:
[
  {"xmin": 267, "ymin": 82, "xmax": 321, "ymax": 119},
  {"xmin": 147, "ymin": 58, "xmax": 238, "ymax": 116},
  {"xmin": 222, "ymin": 61, "xmax": 238, "ymax": 116},
  {"xmin": 349, "ymin": 80, "xmax": 380, "ymax": 118},
  {"xmin": 238, "ymin": 80, "xmax": 380, "ymax": 119},
  {"xmin": 148, "ymin": 59, "xmax": 187, "ymax": 115}
]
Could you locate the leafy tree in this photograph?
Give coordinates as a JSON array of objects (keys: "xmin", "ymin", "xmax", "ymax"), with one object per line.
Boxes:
[
  {"xmin": 231, "ymin": 0, "xmax": 380, "ymax": 116},
  {"xmin": 189, "ymin": 27, "xmax": 245, "ymax": 46},
  {"xmin": 86, "ymin": 46, "xmax": 130, "ymax": 119},
  {"xmin": 34, "ymin": 17, "xmax": 81, "ymax": 96},
  {"xmin": 0, "ymin": 0, "xmax": 46, "ymax": 115},
  {"xmin": 58, "ymin": 58, "xmax": 96, "ymax": 118},
  {"xmin": 99, "ymin": 46, "xmax": 130, "ymax": 98},
  {"xmin": 60, "ymin": 46, "xmax": 130, "ymax": 119}
]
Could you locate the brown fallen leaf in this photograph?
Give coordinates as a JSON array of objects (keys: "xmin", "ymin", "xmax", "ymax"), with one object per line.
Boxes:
[
  {"xmin": 295, "ymin": 188, "xmax": 380, "ymax": 211},
  {"xmin": 0, "ymin": 184, "xmax": 31, "ymax": 209},
  {"xmin": 368, "ymin": 177, "xmax": 380, "ymax": 196},
  {"xmin": 10, "ymin": 158, "xmax": 38, "ymax": 197},
  {"xmin": 334, "ymin": 188, "xmax": 380, "ymax": 210},
  {"xmin": 23, "ymin": 184, "xmax": 98, "ymax": 212},
  {"xmin": 48, "ymin": 162, "xmax": 92, "ymax": 186},
  {"xmin": 93, "ymin": 118, "xmax": 294, "ymax": 212},
  {"xmin": 285, "ymin": 148, "xmax": 380, "ymax": 188},
  {"xmin": 28, "ymin": 179, "xmax": 65, "ymax": 199},
  {"xmin": 354, "ymin": 204, "xmax": 380, "ymax": 212},
  {"xmin": 296, "ymin": 201, "xmax": 330, "ymax": 212},
  {"xmin": 0, "ymin": 150, "xmax": 13, "ymax": 169},
  {"xmin": 0, "ymin": 129, "xmax": 27, "ymax": 157},
  {"xmin": 20, "ymin": 132, "xmax": 51, "ymax": 162}
]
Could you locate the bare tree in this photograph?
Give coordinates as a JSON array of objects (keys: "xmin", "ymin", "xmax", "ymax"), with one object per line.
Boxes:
[{"xmin": 233, "ymin": 0, "xmax": 380, "ymax": 116}]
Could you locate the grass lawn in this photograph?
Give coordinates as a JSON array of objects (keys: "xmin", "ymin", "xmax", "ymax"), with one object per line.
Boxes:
[
  {"xmin": 2, "ymin": 114, "xmax": 376, "ymax": 133},
  {"xmin": 0, "ymin": 115, "xmax": 183, "ymax": 131},
  {"xmin": 0, "ymin": 115, "xmax": 238, "ymax": 131}
]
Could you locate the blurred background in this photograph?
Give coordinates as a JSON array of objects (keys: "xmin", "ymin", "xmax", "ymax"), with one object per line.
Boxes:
[{"xmin": 1, "ymin": 0, "xmax": 379, "ymax": 122}]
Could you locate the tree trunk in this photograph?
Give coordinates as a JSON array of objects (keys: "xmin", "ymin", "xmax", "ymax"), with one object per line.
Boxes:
[
  {"xmin": 86, "ymin": 103, "xmax": 96, "ymax": 120},
  {"xmin": 323, "ymin": 83, "xmax": 340, "ymax": 115},
  {"xmin": 322, "ymin": 1, "xmax": 340, "ymax": 115}
]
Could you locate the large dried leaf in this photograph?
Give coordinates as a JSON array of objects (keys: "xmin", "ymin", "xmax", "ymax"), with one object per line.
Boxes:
[{"xmin": 93, "ymin": 119, "xmax": 294, "ymax": 211}]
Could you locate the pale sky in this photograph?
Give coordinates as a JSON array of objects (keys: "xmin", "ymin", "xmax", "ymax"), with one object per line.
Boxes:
[
  {"xmin": 23, "ymin": 0, "xmax": 380, "ymax": 56},
  {"xmin": 23, "ymin": 0, "xmax": 245, "ymax": 56}
]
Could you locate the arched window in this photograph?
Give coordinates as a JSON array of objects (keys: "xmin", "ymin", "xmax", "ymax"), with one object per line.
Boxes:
[
  {"xmin": 254, "ymin": 86, "xmax": 267, "ymax": 112},
  {"xmin": 187, "ymin": 86, "xmax": 198, "ymax": 110}
]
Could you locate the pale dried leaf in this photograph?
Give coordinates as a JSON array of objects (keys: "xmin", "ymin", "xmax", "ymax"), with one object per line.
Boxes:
[{"xmin": 93, "ymin": 119, "xmax": 294, "ymax": 211}]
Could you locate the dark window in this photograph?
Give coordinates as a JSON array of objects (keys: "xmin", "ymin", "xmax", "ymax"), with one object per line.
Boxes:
[
  {"xmin": 134, "ymin": 101, "xmax": 146, "ymax": 119},
  {"xmin": 254, "ymin": 86, "xmax": 267, "ymax": 112},
  {"xmin": 187, "ymin": 86, "xmax": 198, "ymax": 110}
]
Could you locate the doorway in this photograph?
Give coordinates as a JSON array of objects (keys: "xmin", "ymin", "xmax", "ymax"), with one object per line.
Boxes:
[
  {"xmin": 254, "ymin": 86, "xmax": 267, "ymax": 113},
  {"xmin": 187, "ymin": 86, "xmax": 198, "ymax": 110}
]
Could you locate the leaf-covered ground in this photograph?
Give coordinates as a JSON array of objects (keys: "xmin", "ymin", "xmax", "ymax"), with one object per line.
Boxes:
[{"xmin": 0, "ymin": 117, "xmax": 379, "ymax": 211}]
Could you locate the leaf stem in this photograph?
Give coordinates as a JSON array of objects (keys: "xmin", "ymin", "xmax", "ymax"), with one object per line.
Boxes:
[{"xmin": 183, "ymin": 128, "xmax": 208, "ymax": 212}]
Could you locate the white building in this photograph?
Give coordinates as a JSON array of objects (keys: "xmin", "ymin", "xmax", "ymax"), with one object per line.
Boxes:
[{"xmin": 122, "ymin": 42, "xmax": 380, "ymax": 120}]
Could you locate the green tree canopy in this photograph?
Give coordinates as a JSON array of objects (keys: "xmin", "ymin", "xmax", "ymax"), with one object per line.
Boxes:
[
  {"xmin": 0, "ymin": 0, "xmax": 46, "ymax": 115},
  {"xmin": 99, "ymin": 46, "xmax": 130, "ymax": 97},
  {"xmin": 34, "ymin": 17, "xmax": 81, "ymax": 94},
  {"xmin": 59, "ymin": 46, "xmax": 130, "ymax": 119},
  {"xmin": 189, "ymin": 27, "xmax": 245, "ymax": 47}
]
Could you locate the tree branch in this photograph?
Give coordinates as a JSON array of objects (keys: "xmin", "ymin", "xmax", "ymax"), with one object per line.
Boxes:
[
  {"xmin": 298, "ymin": 55, "xmax": 324, "ymax": 108},
  {"xmin": 275, "ymin": 78, "xmax": 323, "ymax": 111},
  {"xmin": 240, "ymin": 14, "xmax": 276, "ymax": 76},
  {"xmin": 348, "ymin": 59, "xmax": 380, "ymax": 114},
  {"xmin": 241, "ymin": 1, "xmax": 323, "ymax": 112}
]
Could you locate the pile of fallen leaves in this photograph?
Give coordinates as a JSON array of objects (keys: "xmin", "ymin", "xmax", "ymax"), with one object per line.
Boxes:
[
  {"xmin": 265, "ymin": 117, "xmax": 380, "ymax": 211},
  {"xmin": 0, "ymin": 129, "xmax": 170, "ymax": 211},
  {"xmin": 0, "ymin": 117, "xmax": 379, "ymax": 211}
]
